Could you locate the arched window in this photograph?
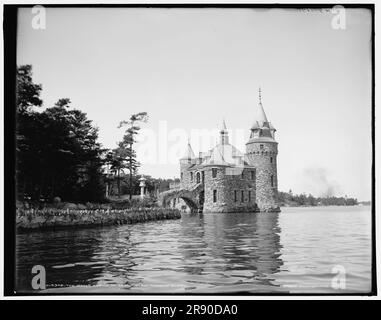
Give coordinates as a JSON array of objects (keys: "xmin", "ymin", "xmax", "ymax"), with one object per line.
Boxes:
[
  {"xmin": 190, "ymin": 172, "xmax": 193, "ymax": 181},
  {"xmin": 196, "ymin": 172, "xmax": 201, "ymax": 183}
]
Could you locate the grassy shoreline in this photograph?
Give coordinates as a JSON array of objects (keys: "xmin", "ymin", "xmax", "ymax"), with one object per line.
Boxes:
[{"xmin": 16, "ymin": 208, "xmax": 181, "ymax": 232}]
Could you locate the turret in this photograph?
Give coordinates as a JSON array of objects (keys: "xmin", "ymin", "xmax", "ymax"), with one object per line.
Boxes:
[
  {"xmin": 220, "ymin": 119, "xmax": 229, "ymax": 145},
  {"xmin": 180, "ymin": 140, "xmax": 196, "ymax": 188},
  {"xmin": 245, "ymin": 88, "xmax": 280, "ymax": 212}
]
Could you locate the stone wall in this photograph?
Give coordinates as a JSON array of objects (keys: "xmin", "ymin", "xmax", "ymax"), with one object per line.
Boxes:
[
  {"xmin": 16, "ymin": 208, "xmax": 181, "ymax": 232},
  {"xmin": 180, "ymin": 161, "xmax": 200, "ymax": 190},
  {"xmin": 203, "ymin": 167, "xmax": 258, "ymax": 213},
  {"xmin": 246, "ymin": 140, "xmax": 280, "ymax": 212}
]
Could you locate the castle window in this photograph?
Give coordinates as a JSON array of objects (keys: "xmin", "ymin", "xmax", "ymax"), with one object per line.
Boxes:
[
  {"xmin": 190, "ymin": 172, "xmax": 193, "ymax": 182},
  {"xmin": 196, "ymin": 172, "xmax": 200, "ymax": 184},
  {"xmin": 248, "ymin": 190, "xmax": 251, "ymax": 202},
  {"xmin": 251, "ymin": 171, "xmax": 255, "ymax": 180},
  {"xmin": 241, "ymin": 190, "xmax": 244, "ymax": 202},
  {"xmin": 181, "ymin": 172, "xmax": 183, "ymax": 180},
  {"xmin": 212, "ymin": 168, "xmax": 217, "ymax": 178},
  {"xmin": 234, "ymin": 190, "xmax": 237, "ymax": 202},
  {"xmin": 213, "ymin": 190, "xmax": 217, "ymax": 203},
  {"xmin": 202, "ymin": 171, "xmax": 205, "ymax": 182},
  {"xmin": 260, "ymin": 144, "xmax": 264, "ymax": 150},
  {"xmin": 241, "ymin": 171, "xmax": 245, "ymax": 179},
  {"xmin": 270, "ymin": 157, "xmax": 273, "ymax": 163},
  {"xmin": 271, "ymin": 175, "xmax": 274, "ymax": 187}
]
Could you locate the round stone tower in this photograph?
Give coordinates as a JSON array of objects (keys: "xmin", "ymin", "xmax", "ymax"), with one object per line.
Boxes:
[
  {"xmin": 179, "ymin": 140, "xmax": 196, "ymax": 189},
  {"xmin": 245, "ymin": 88, "xmax": 280, "ymax": 212}
]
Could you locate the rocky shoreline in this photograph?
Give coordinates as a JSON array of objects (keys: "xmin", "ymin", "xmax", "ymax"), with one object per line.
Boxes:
[{"xmin": 16, "ymin": 208, "xmax": 181, "ymax": 232}]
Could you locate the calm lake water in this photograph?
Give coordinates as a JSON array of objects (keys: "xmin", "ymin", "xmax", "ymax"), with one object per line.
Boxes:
[{"xmin": 16, "ymin": 206, "xmax": 372, "ymax": 294}]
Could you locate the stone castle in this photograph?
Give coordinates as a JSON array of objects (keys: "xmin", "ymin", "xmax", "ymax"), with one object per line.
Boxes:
[{"xmin": 160, "ymin": 90, "xmax": 280, "ymax": 213}]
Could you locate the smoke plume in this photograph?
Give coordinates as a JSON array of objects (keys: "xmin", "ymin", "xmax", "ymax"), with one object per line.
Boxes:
[{"xmin": 301, "ymin": 167, "xmax": 342, "ymax": 197}]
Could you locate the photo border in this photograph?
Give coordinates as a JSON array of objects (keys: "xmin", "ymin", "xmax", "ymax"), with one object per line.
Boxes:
[{"xmin": 3, "ymin": 2, "xmax": 376, "ymax": 297}]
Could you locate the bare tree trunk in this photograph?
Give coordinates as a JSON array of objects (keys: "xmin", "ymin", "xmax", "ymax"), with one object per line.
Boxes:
[
  {"xmin": 117, "ymin": 169, "xmax": 120, "ymax": 198},
  {"xmin": 129, "ymin": 144, "xmax": 133, "ymax": 201}
]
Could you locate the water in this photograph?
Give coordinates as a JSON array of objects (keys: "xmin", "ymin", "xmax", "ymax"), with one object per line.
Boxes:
[{"xmin": 16, "ymin": 206, "xmax": 372, "ymax": 294}]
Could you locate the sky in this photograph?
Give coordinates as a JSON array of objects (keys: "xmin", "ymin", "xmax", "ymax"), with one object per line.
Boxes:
[{"xmin": 17, "ymin": 7, "xmax": 372, "ymax": 200}]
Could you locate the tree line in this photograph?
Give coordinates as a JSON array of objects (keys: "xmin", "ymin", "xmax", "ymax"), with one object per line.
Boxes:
[
  {"xmin": 278, "ymin": 190, "xmax": 358, "ymax": 207},
  {"xmin": 16, "ymin": 65, "xmax": 174, "ymax": 204}
]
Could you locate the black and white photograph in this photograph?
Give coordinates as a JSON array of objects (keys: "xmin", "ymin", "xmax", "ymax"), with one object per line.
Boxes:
[{"xmin": 2, "ymin": 2, "xmax": 377, "ymax": 299}]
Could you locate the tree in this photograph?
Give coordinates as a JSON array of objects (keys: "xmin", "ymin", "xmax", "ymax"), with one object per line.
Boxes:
[
  {"xmin": 16, "ymin": 65, "xmax": 44, "ymax": 199},
  {"xmin": 16, "ymin": 65, "xmax": 42, "ymax": 114},
  {"xmin": 117, "ymin": 112, "xmax": 148, "ymax": 200},
  {"xmin": 16, "ymin": 64, "xmax": 106, "ymax": 202},
  {"xmin": 107, "ymin": 147, "xmax": 129, "ymax": 198}
]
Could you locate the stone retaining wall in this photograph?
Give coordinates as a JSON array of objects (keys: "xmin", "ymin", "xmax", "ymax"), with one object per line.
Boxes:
[{"xmin": 16, "ymin": 208, "xmax": 181, "ymax": 232}]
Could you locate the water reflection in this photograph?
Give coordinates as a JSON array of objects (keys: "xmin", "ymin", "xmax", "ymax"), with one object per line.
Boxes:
[
  {"xmin": 178, "ymin": 212, "xmax": 283, "ymax": 290},
  {"xmin": 16, "ymin": 228, "xmax": 106, "ymax": 291},
  {"xmin": 16, "ymin": 207, "xmax": 372, "ymax": 293},
  {"xmin": 16, "ymin": 212, "xmax": 284, "ymax": 293}
]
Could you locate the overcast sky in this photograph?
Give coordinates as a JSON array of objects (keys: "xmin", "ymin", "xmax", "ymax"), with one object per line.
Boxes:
[{"xmin": 17, "ymin": 7, "xmax": 372, "ymax": 200}]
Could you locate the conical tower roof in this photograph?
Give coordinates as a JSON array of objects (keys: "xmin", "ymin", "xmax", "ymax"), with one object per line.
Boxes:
[
  {"xmin": 253, "ymin": 87, "xmax": 269, "ymax": 127},
  {"xmin": 180, "ymin": 140, "xmax": 196, "ymax": 160},
  {"xmin": 257, "ymin": 102, "xmax": 268, "ymax": 124},
  {"xmin": 221, "ymin": 118, "xmax": 227, "ymax": 132},
  {"xmin": 247, "ymin": 87, "xmax": 277, "ymax": 144}
]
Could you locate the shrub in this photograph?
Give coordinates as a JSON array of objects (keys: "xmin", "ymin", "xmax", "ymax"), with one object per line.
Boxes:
[{"xmin": 53, "ymin": 197, "xmax": 61, "ymax": 204}]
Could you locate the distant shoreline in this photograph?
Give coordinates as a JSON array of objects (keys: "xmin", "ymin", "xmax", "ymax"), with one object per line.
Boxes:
[{"xmin": 280, "ymin": 204, "xmax": 370, "ymax": 208}]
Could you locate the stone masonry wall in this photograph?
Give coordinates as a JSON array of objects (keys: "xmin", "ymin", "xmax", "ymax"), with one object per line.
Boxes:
[
  {"xmin": 203, "ymin": 167, "xmax": 258, "ymax": 213},
  {"xmin": 180, "ymin": 162, "xmax": 201, "ymax": 191},
  {"xmin": 246, "ymin": 141, "xmax": 280, "ymax": 212}
]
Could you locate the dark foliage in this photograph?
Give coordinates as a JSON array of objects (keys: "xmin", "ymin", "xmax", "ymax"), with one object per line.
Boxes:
[
  {"xmin": 278, "ymin": 190, "xmax": 358, "ymax": 207},
  {"xmin": 16, "ymin": 65, "xmax": 105, "ymax": 202}
]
